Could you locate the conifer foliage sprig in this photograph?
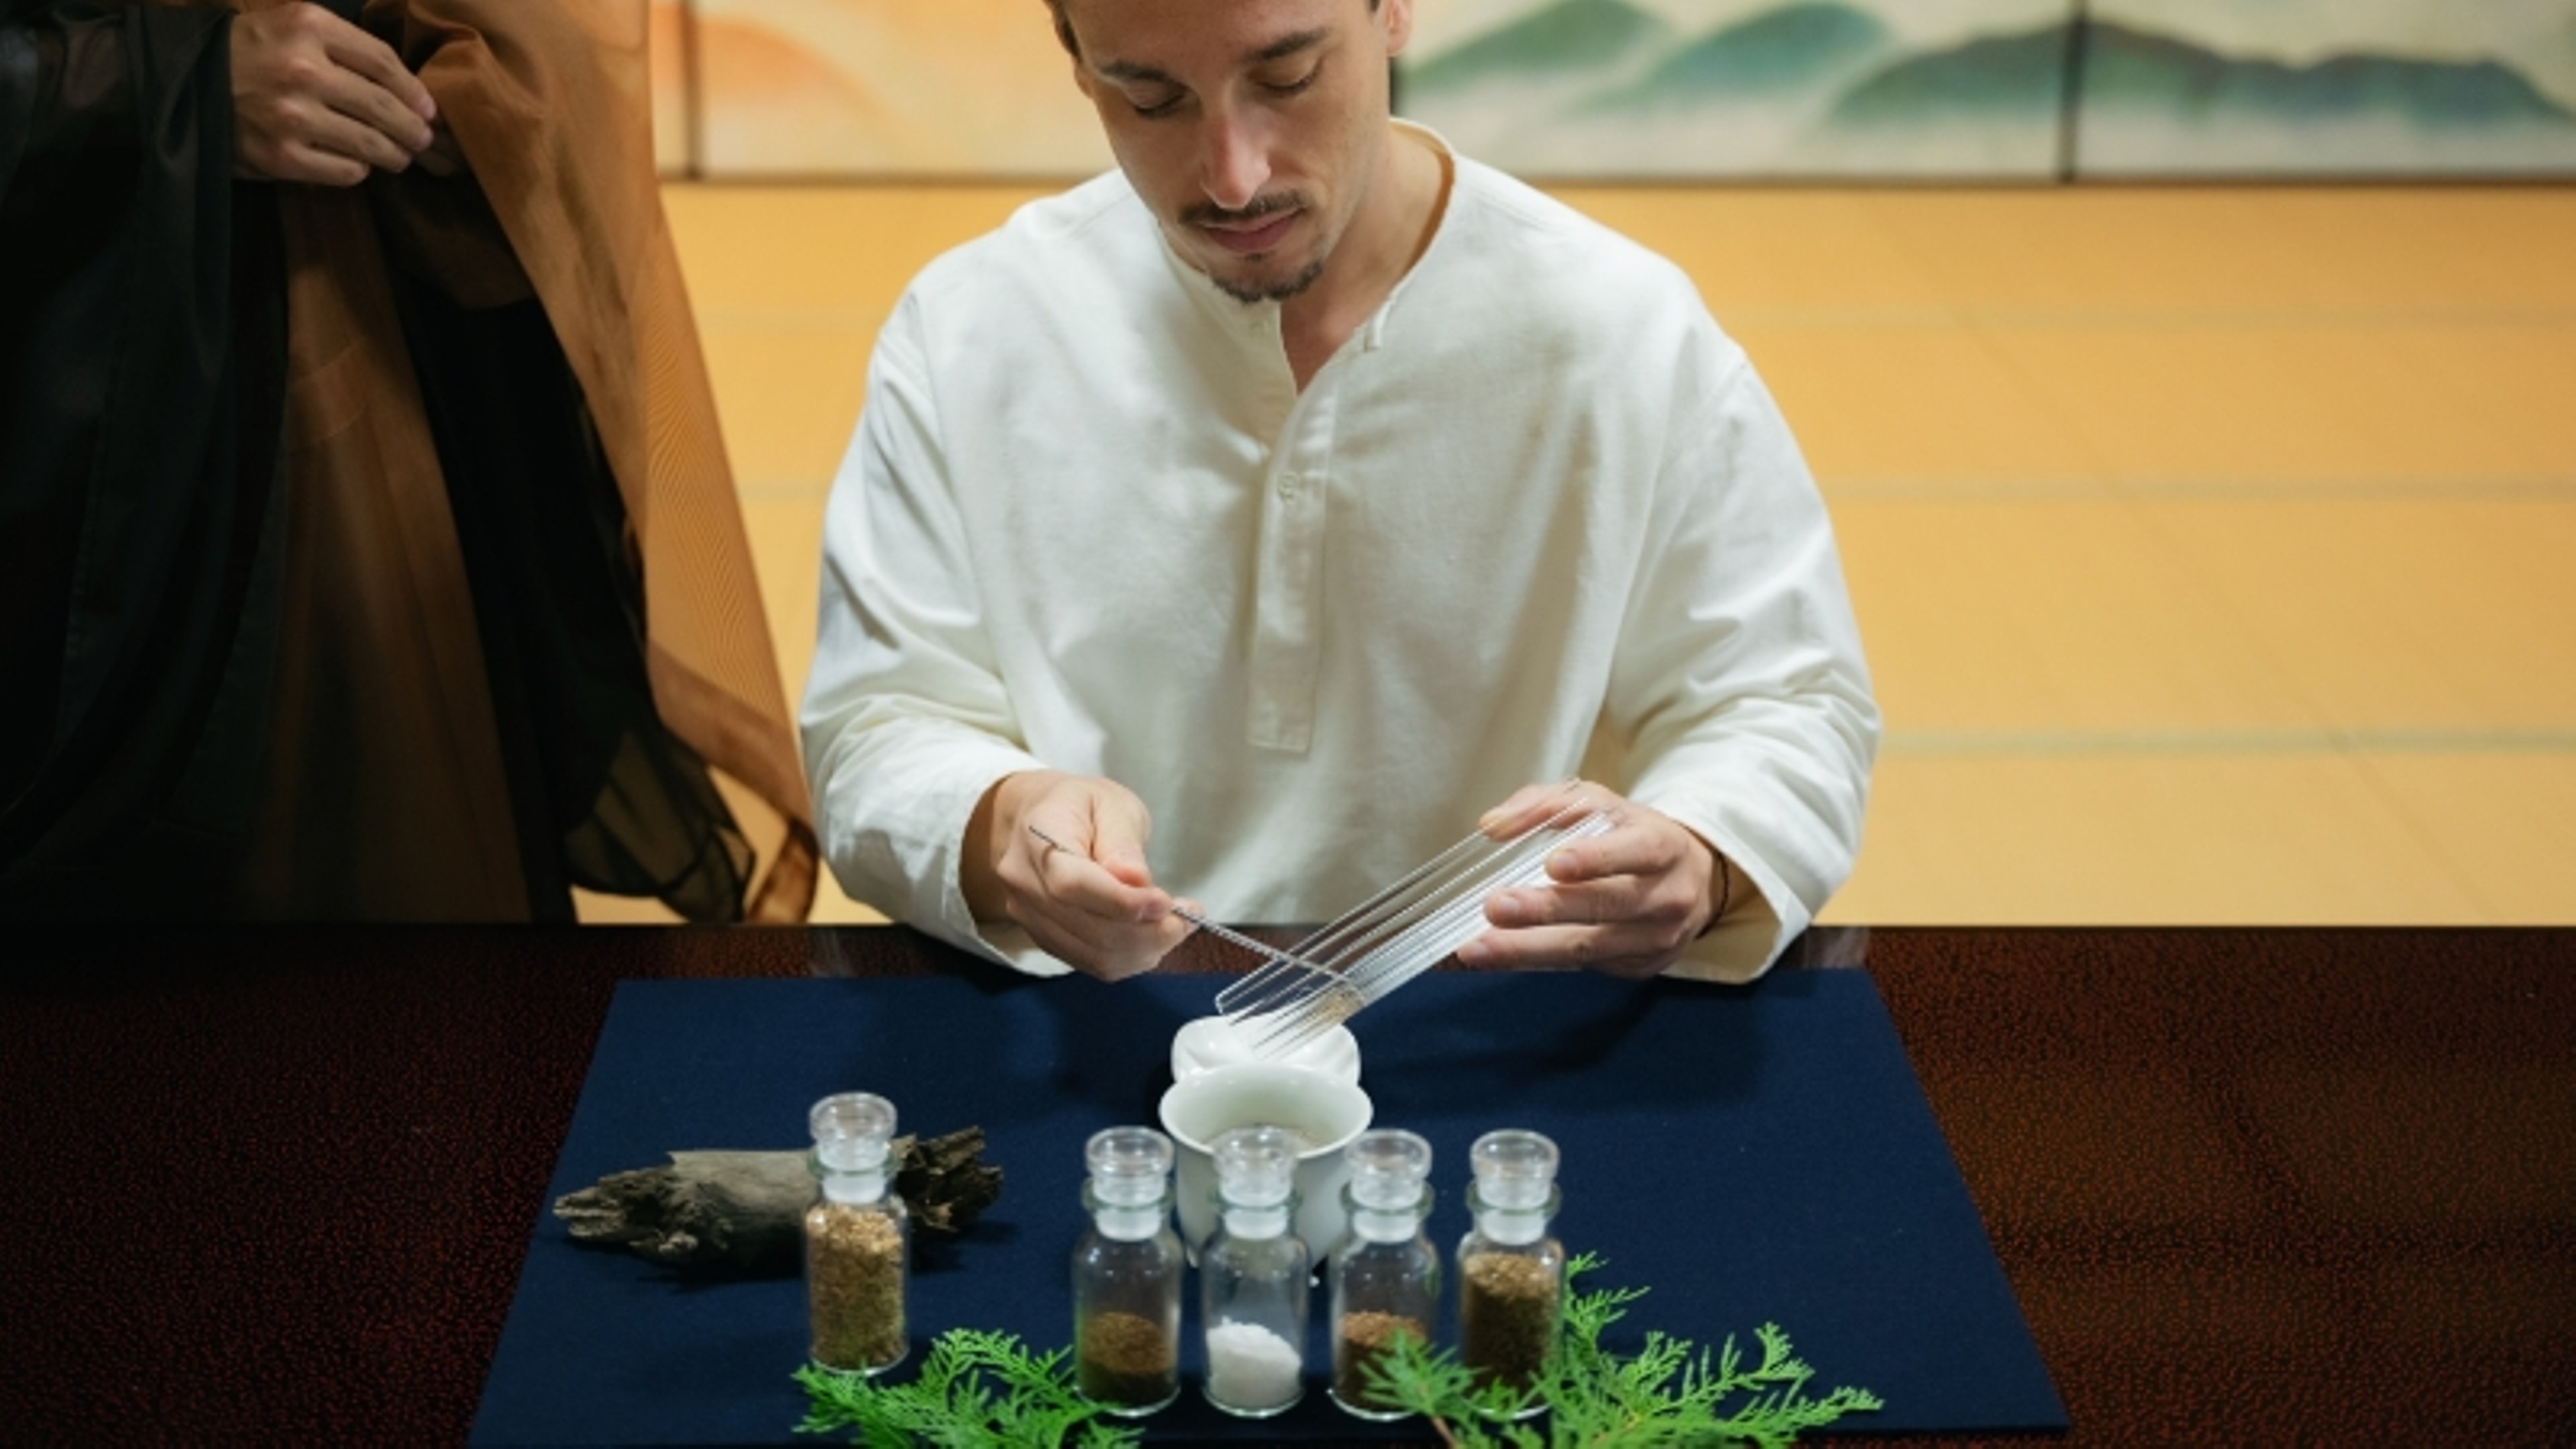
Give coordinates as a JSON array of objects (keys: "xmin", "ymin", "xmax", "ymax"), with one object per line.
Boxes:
[
  {"xmin": 1366, "ymin": 1252, "xmax": 1884, "ymax": 1449},
  {"xmin": 793, "ymin": 1328, "xmax": 1140, "ymax": 1449},
  {"xmin": 792, "ymin": 1258, "xmax": 1878, "ymax": 1447}
]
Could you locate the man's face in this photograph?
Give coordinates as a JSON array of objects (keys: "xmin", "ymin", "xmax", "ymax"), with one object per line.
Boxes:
[{"xmin": 1057, "ymin": 0, "xmax": 1412, "ymax": 305}]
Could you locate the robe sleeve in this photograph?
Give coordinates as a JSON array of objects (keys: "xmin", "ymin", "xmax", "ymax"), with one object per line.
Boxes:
[
  {"xmin": 0, "ymin": 1, "xmax": 288, "ymax": 912},
  {"xmin": 1609, "ymin": 341, "xmax": 1882, "ymax": 983},
  {"xmin": 801, "ymin": 290, "xmax": 1063, "ymax": 973}
]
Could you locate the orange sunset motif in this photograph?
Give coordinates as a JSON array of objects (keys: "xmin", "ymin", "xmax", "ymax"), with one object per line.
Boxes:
[{"xmin": 649, "ymin": 0, "xmax": 1113, "ymax": 178}]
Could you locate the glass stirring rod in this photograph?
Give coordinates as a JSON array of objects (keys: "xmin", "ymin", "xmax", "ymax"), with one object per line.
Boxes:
[{"xmin": 1024, "ymin": 824, "xmax": 1334, "ymax": 980}]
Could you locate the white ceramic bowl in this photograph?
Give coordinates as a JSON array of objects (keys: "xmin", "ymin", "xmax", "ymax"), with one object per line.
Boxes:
[{"xmin": 1156, "ymin": 1061, "xmax": 1372, "ymax": 1259}]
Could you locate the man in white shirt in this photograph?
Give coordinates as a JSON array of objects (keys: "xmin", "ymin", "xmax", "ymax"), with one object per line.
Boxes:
[{"xmin": 800, "ymin": 0, "xmax": 1878, "ymax": 985}]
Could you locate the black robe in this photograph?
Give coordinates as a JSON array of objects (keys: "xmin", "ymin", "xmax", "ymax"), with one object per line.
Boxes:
[
  {"xmin": 1, "ymin": 0, "xmax": 776, "ymax": 922},
  {"xmin": 0, "ymin": 1, "xmax": 285, "ymax": 916}
]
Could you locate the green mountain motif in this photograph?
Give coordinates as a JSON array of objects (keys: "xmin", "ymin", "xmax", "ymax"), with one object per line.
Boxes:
[
  {"xmin": 1827, "ymin": 19, "xmax": 2576, "ymax": 133},
  {"xmin": 1407, "ymin": 0, "xmax": 1673, "ymax": 95},
  {"xmin": 2078, "ymin": 21, "xmax": 2576, "ymax": 128},
  {"xmin": 1589, "ymin": 2, "xmax": 1892, "ymax": 111},
  {"xmin": 1827, "ymin": 24, "xmax": 2073, "ymax": 127}
]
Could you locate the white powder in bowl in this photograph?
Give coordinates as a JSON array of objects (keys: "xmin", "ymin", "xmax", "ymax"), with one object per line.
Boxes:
[{"xmin": 1204, "ymin": 1318, "xmax": 1303, "ymax": 1411}]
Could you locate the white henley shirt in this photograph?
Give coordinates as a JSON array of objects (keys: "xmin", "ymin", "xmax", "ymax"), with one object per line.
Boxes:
[{"xmin": 801, "ymin": 131, "xmax": 1879, "ymax": 982}]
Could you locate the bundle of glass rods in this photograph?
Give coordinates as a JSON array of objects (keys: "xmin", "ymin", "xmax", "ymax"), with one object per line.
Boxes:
[{"xmin": 1214, "ymin": 790, "xmax": 1615, "ymax": 1059}]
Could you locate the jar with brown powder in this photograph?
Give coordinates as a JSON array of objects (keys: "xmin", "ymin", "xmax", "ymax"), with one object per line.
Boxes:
[
  {"xmin": 1071, "ymin": 1126, "xmax": 1183, "ymax": 1416},
  {"xmin": 1455, "ymin": 1128, "xmax": 1562, "ymax": 1418},
  {"xmin": 1329, "ymin": 1128, "xmax": 1439, "ymax": 1419}
]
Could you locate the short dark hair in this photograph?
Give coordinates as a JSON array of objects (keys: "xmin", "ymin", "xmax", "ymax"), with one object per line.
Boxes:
[
  {"xmin": 1043, "ymin": 0, "xmax": 1381, "ymax": 61},
  {"xmin": 1043, "ymin": 0, "xmax": 1080, "ymax": 59}
]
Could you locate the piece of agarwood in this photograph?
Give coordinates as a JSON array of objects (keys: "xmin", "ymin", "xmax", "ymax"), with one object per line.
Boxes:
[{"xmin": 553, "ymin": 1126, "xmax": 1003, "ymax": 1275}]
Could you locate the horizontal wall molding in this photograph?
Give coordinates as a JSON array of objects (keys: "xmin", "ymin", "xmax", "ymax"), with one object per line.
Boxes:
[
  {"xmin": 1886, "ymin": 728, "xmax": 2576, "ymax": 757},
  {"xmin": 1821, "ymin": 477, "xmax": 2576, "ymax": 502}
]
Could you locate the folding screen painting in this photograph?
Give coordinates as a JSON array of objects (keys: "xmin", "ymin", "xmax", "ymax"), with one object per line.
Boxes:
[
  {"xmin": 640, "ymin": 0, "xmax": 2576, "ymax": 179},
  {"xmin": 1395, "ymin": 0, "xmax": 2078, "ymax": 178},
  {"xmin": 2075, "ymin": 0, "xmax": 2576, "ymax": 175},
  {"xmin": 661, "ymin": 0, "xmax": 1112, "ymax": 178}
]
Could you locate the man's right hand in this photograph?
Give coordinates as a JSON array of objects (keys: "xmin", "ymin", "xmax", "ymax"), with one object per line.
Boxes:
[
  {"xmin": 962, "ymin": 770, "xmax": 1192, "ymax": 981},
  {"xmin": 230, "ymin": 2, "xmax": 437, "ymax": 186}
]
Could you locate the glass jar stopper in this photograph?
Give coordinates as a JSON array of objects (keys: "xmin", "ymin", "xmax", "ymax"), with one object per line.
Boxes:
[
  {"xmin": 1346, "ymin": 1128, "xmax": 1432, "ymax": 1212},
  {"xmin": 1085, "ymin": 1126, "xmax": 1175, "ymax": 1207},
  {"xmin": 810, "ymin": 1091, "xmax": 897, "ymax": 1174},
  {"xmin": 1468, "ymin": 1128, "xmax": 1558, "ymax": 1212},
  {"xmin": 1212, "ymin": 1124, "xmax": 1299, "ymax": 1209}
]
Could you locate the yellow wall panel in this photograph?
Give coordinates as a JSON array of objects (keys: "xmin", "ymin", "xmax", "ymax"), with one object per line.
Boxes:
[{"xmin": 650, "ymin": 0, "xmax": 688, "ymax": 174}]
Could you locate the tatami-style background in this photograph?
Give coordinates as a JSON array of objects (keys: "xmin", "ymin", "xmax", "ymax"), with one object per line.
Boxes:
[{"xmin": 671, "ymin": 182, "xmax": 2576, "ymax": 928}]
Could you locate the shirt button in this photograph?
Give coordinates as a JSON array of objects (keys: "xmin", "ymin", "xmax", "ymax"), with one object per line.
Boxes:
[{"xmin": 1277, "ymin": 472, "xmax": 1299, "ymax": 502}]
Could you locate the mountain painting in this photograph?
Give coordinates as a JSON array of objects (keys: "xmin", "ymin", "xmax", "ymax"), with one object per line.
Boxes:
[
  {"xmin": 1397, "ymin": 0, "xmax": 2075, "ymax": 177},
  {"xmin": 636, "ymin": 0, "xmax": 2576, "ymax": 180},
  {"xmin": 2078, "ymin": 1, "xmax": 2576, "ymax": 174},
  {"xmin": 1398, "ymin": 0, "xmax": 2576, "ymax": 178}
]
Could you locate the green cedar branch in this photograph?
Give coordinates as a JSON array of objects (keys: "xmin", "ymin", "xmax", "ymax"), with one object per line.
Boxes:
[
  {"xmin": 1366, "ymin": 1252, "xmax": 1885, "ymax": 1449},
  {"xmin": 794, "ymin": 1328, "xmax": 1138, "ymax": 1449}
]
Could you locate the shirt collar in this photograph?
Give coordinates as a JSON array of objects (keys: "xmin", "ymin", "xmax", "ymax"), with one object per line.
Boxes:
[{"xmin": 1362, "ymin": 120, "xmax": 1459, "ymax": 354}]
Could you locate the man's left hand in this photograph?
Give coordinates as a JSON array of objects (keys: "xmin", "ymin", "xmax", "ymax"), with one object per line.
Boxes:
[{"xmin": 1454, "ymin": 780, "xmax": 1723, "ymax": 979}]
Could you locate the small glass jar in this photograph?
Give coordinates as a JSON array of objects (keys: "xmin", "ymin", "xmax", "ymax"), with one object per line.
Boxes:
[
  {"xmin": 804, "ymin": 1091, "xmax": 908, "ymax": 1376},
  {"xmin": 1330, "ymin": 1128, "xmax": 1439, "ymax": 1420},
  {"xmin": 1456, "ymin": 1128, "xmax": 1562, "ymax": 1418},
  {"xmin": 1199, "ymin": 1126, "xmax": 1310, "ymax": 1417},
  {"xmin": 1071, "ymin": 1126, "xmax": 1184, "ymax": 1416}
]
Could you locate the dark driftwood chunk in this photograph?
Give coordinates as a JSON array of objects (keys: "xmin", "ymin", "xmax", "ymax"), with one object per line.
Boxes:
[
  {"xmin": 896, "ymin": 1126, "xmax": 1007, "ymax": 1234},
  {"xmin": 553, "ymin": 1126, "xmax": 1003, "ymax": 1275}
]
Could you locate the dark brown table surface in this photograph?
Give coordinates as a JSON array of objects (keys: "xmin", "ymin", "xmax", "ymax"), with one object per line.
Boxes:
[{"xmin": 3, "ymin": 925, "xmax": 2570, "ymax": 1446}]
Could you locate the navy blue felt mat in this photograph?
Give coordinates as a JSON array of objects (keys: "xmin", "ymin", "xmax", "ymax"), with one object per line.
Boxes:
[{"xmin": 471, "ymin": 969, "xmax": 2064, "ymax": 1444}]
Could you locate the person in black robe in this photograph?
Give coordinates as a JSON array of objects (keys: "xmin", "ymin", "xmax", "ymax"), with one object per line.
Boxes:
[{"xmin": 0, "ymin": 0, "xmax": 817, "ymax": 922}]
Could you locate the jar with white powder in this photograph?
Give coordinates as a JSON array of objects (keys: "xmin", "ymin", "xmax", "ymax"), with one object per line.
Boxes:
[{"xmin": 1197, "ymin": 1125, "xmax": 1310, "ymax": 1417}]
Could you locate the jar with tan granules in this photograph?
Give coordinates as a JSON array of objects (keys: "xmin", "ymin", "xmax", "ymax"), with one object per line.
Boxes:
[{"xmin": 804, "ymin": 1091, "xmax": 908, "ymax": 1375}]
